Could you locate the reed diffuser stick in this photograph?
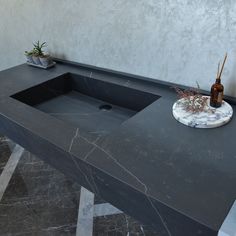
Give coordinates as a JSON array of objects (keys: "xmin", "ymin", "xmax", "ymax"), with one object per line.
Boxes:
[
  {"xmin": 217, "ymin": 62, "xmax": 220, "ymax": 78},
  {"xmin": 218, "ymin": 53, "xmax": 227, "ymax": 80}
]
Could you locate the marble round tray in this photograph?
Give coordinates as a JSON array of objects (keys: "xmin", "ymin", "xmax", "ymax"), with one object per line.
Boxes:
[{"xmin": 172, "ymin": 96, "xmax": 233, "ymax": 128}]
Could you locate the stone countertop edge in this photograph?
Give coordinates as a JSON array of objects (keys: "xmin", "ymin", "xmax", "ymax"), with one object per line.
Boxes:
[{"xmin": 0, "ymin": 59, "xmax": 235, "ymax": 235}]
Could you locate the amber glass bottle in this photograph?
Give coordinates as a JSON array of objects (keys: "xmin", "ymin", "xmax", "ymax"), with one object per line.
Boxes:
[{"xmin": 210, "ymin": 78, "xmax": 224, "ymax": 108}]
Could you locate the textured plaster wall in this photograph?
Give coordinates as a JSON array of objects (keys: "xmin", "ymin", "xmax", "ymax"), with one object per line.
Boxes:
[{"xmin": 1, "ymin": 0, "xmax": 236, "ymax": 96}]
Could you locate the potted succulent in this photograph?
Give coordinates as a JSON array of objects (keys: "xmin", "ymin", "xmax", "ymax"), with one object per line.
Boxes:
[
  {"xmin": 31, "ymin": 41, "xmax": 46, "ymax": 65},
  {"xmin": 25, "ymin": 41, "xmax": 53, "ymax": 68},
  {"xmin": 24, "ymin": 50, "xmax": 34, "ymax": 63}
]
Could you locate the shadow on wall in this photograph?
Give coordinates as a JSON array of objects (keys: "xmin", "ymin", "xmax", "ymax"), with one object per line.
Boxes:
[{"xmin": 50, "ymin": 52, "xmax": 67, "ymax": 61}]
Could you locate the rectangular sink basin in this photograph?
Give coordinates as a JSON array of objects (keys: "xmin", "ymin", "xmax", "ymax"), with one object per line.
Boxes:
[{"xmin": 11, "ymin": 73, "xmax": 159, "ymax": 136}]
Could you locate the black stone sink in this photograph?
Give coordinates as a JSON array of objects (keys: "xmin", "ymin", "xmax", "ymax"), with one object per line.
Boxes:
[
  {"xmin": 11, "ymin": 73, "xmax": 159, "ymax": 137},
  {"xmin": 1, "ymin": 61, "xmax": 235, "ymax": 235}
]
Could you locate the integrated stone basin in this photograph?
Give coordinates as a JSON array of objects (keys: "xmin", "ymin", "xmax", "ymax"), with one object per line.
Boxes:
[
  {"xmin": 0, "ymin": 61, "xmax": 235, "ymax": 235},
  {"xmin": 11, "ymin": 73, "xmax": 159, "ymax": 137}
]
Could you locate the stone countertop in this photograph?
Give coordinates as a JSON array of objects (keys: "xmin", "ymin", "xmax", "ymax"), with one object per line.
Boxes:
[{"xmin": 0, "ymin": 60, "xmax": 235, "ymax": 236}]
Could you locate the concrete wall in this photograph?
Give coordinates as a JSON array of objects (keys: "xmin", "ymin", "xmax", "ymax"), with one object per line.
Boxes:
[{"xmin": 1, "ymin": 0, "xmax": 236, "ymax": 96}]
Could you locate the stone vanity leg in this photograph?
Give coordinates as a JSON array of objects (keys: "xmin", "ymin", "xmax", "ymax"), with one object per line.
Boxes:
[
  {"xmin": 218, "ymin": 201, "xmax": 236, "ymax": 236},
  {"xmin": 76, "ymin": 187, "xmax": 123, "ymax": 236},
  {"xmin": 76, "ymin": 187, "xmax": 94, "ymax": 236},
  {"xmin": 0, "ymin": 141, "xmax": 24, "ymax": 200}
]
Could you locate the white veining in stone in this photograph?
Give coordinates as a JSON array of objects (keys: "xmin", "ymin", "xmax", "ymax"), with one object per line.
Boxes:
[
  {"xmin": 173, "ymin": 96, "xmax": 233, "ymax": 128},
  {"xmin": 218, "ymin": 200, "xmax": 236, "ymax": 236},
  {"xmin": 68, "ymin": 130, "xmax": 172, "ymax": 235},
  {"xmin": 125, "ymin": 215, "xmax": 130, "ymax": 236},
  {"xmin": 68, "ymin": 128, "xmax": 102, "ymax": 198},
  {"xmin": 140, "ymin": 225, "xmax": 146, "ymax": 235},
  {"xmin": 68, "ymin": 128, "xmax": 79, "ymax": 152}
]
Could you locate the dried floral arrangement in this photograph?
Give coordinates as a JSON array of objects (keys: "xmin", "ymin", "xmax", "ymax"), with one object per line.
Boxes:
[
  {"xmin": 174, "ymin": 85, "xmax": 210, "ymax": 114},
  {"xmin": 174, "ymin": 53, "xmax": 228, "ymax": 114}
]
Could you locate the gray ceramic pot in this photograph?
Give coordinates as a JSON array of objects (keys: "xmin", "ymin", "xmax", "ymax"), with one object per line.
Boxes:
[
  {"xmin": 39, "ymin": 56, "xmax": 51, "ymax": 67},
  {"xmin": 25, "ymin": 55, "xmax": 34, "ymax": 63},
  {"xmin": 32, "ymin": 55, "xmax": 41, "ymax": 65}
]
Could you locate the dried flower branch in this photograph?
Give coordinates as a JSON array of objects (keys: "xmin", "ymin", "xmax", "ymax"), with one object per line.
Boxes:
[{"xmin": 174, "ymin": 85, "xmax": 214, "ymax": 114}]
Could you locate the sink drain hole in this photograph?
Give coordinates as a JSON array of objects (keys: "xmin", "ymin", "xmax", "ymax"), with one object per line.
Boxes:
[{"xmin": 99, "ymin": 104, "xmax": 112, "ymax": 111}]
